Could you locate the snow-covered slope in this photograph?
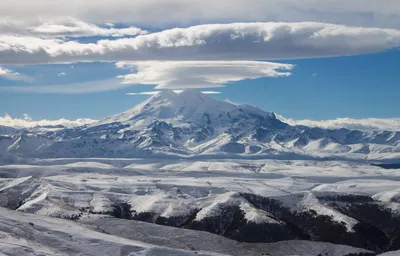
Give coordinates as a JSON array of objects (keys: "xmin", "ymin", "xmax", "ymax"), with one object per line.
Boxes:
[
  {"xmin": 1, "ymin": 159, "xmax": 399, "ymax": 253},
  {"xmin": 99, "ymin": 89, "xmax": 279, "ymax": 128},
  {"xmin": 0, "ymin": 206, "xmax": 375, "ymax": 256},
  {"xmin": 1, "ymin": 90, "xmax": 399, "ymax": 161}
]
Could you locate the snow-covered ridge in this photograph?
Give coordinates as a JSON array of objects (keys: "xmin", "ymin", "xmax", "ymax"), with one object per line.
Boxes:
[
  {"xmin": 1, "ymin": 158, "xmax": 399, "ymax": 253},
  {"xmin": 0, "ymin": 113, "xmax": 96, "ymax": 129}
]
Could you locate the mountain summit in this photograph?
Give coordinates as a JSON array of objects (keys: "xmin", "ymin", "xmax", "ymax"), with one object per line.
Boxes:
[
  {"xmin": 98, "ymin": 89, "xmax": 281, "ymax": 129},
  {"xmin": 0, "ymin": 90, "xmax": 399, "ymax": 161}
]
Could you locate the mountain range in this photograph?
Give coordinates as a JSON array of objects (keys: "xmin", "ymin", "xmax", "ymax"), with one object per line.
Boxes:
[{"xmin": 1, "ymin": 89, "xmax": 399, "ymax": 162}]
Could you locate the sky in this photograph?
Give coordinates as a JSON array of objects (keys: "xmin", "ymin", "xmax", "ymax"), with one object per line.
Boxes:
[{"xmin": 0, "ymin": 0, "xmax": 399, "ymax": 129}]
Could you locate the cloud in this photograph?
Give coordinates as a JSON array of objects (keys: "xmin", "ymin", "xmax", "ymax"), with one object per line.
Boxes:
[
  {"xmin": 200, "ymin": 91, "xmax": 221, "ymax": 94},
  {"xmin": 0, "ymin": 17, "xmax": 146, "ymax": 38},
  {"xmin": 1, "ymin": 1, "xmax": 400, "ymax": 29},
  {"xmin": 117, "ymin": 61, "xmax": 293, "ymax": 89},
  {"xmin": 0, "ymin": 67, "xmax": 17, "ymax": 77},
  {"xmin": 0, "ymin": 22, "xmax": 400, "ymax": 64},
  {"xmin": 276, "ymin": 114, "xmax": 400, "ymax": 131},
  {"xmin": 126, "ymin": 90, "xmax": 221, "ymax": 95},
  {"xmin": 0, "ymin": 113, "xmax": 97, "ymax": 129},
  {"xmin": 1, "ymin": 78, "xmax": 126, "ymax": 94},
  {"xmin": 312, "ymin": 73, "xmax": 318, "ymax": 77},
  {"xmin": 104, "ymin": 22, "xmax": 115, "ymax": 28},
  {"xmin": 1, "ymin": 60, "xmax": 292, "ymax": 93},
  {"xmin": 126, "ymin": 91, "xmax": 160, "ymax": 96},
  {"xmin": 0, "ymin": 67, "xmax": 33, "ymax": 82}
]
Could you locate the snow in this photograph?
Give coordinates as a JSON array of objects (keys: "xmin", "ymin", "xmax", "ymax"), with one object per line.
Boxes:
[
  {"xmin": 0, "ymin": 207, "xmax": 224, "ymax": 256},
  {"xmin": 0, "ymin": 176, "xmax": 32, "ymax": 192},
  {"xmin": 275, "ymin": 192, "xmax": 359, "ymax": 232},
  {"xmin": 313, "ymin": 179, "xmax": 400, "ymax": 196},
  {"xmin": 64, "ymin": 161, "xmax": 116, "ymax": 169},
  {"xmin": 17, "ymin": 184, "xmax": 50, "ymax": 211},
  {"xmin": 379, "ymin": 250, "xmax": 400, "ymax": 256},
  {"xmin": 240, "ymin": 201, "xmax": 281, "ymax": 224},
  {"xmin": 195, "ymin": 192, "xmax": 238, "ymax": 221},
  {"xmin": 372, "ymin": 189, "xmax": 400, "ymax": 203},
  {"xmin": 300, "ymin": 192, "xmax": 358, "ymax": 232},
  {"xmin": 89, "ymin": 193, "xmax": 113, "ymax": 213}
]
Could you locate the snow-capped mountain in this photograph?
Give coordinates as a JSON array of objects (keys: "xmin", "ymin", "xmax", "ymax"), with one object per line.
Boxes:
[{"xmin": 1, "ymin": 90, "xmax": 399, "ymax": 161}]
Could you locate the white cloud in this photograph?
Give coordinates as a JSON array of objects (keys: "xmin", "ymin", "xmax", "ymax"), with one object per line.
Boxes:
[
  {"xmin": 1, "ymin": 0, "xmax": 400, "ymax": 29},
  {"xmin": 0, "ymin": 17, "xmax": 146, "ymax": 38},
  {"xmin": 0, "ymin": 67, "xmax": 33, "ymax": 82},
  {"xmin": 0, "ymin": 113, "xmax": 97, "ymax": 129},
  {"xmin": 312, "ymin": 73, "xmax": 318, "ymax": 77},
  {"xmin": 0, "ymin": 22, "xmax": 400, "ymax": 64},
  {"xmin": 126, "ymin": 91, "xmax": 160, "ymax": 96},
  {"xmin": 200, "ymin": 91, "xmax": 221, "ymax": 94},
  {"xmin": 117, "ymin": 61, "xmax": 293, "ymax": 89},
  {"xmin": 1, "ymin": 78, "xmax": 125, "ymax": 94},
  {"xmin": 0, "ymin": 67, "xmax": 15, "ymax": 76},
  {"xmin": 126, "ymin": 90, "xmax": 221, "ymax": 95},
  {"xmin": 58, "ymin": 72, "xmax": 66, "ymax": 76},
  {"xmin": 276, "ymin": 114, "xmax": 400, "ymax": 131}
]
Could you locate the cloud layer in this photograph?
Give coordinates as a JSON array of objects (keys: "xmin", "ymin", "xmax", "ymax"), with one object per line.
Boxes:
[
  {"xmin": 1, "ymin": 78, "xmax": 126, "ymax": 94},
  {"xmin": 276, "ymin": 114, "xmax": 400, "ymax": 131},
  {"xmin": 0, "ymin": 17, "xmax": 145, "ymax": 38},
  {"xmin": 3, "ymin": 59, "xmax": 290, "ymax": 92},
  {"xmin": 1, "ymin": 0, "xmax": 400, "ymax": 29},
  {"xmin": 117, "ymin": 61, "xmax": 293, "ymax": 89},
  {"xmin": 1, "ymin": 22, "xmax": 400, "ymax": 64},
  {"xmin": 0, "ymin": 114, "xmax": 96, "ymax": 129}
]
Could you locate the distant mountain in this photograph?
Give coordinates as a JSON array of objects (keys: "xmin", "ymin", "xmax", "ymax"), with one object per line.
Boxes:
[
  {"xmin": 0, "ymin": 125, "xmax": 19, "ymax": 135},
  {"xmin": 1, "ymin": 90, "xmax": 399, "ymax": 161}
]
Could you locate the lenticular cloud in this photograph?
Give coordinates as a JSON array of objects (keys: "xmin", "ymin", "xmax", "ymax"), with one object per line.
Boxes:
[
  {"xmin": 116, "ymin": 61, "xmax": 293, "ymax": 89},
  {"xmin": 1, "ymin": 22, "xmax": 400, "ymax": 64}
]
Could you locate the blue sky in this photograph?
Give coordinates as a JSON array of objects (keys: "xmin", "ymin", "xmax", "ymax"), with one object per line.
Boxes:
[
  {"xmin": 1, "ymin": 1, "xmax": 400, "ymax": 123},
  {"xmin": 0, "ymin": 50, "xmax": 399, "ymax": 120}
]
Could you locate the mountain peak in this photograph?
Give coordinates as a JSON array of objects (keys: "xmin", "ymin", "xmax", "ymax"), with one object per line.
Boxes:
[
  {"xmin": 175, "ymin": 89, "xmax": 216, "ymax": 104},
  {"xmin": 142, "ymin": 89, "xmax": 217, "ymax": 108},
  {"xmin": 152, "ymin": 90, "xmax": 178, "ymax": 100},
  {"xmin": 97, "ymin": 88, "xmax": 280, "ymax": 129}
]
